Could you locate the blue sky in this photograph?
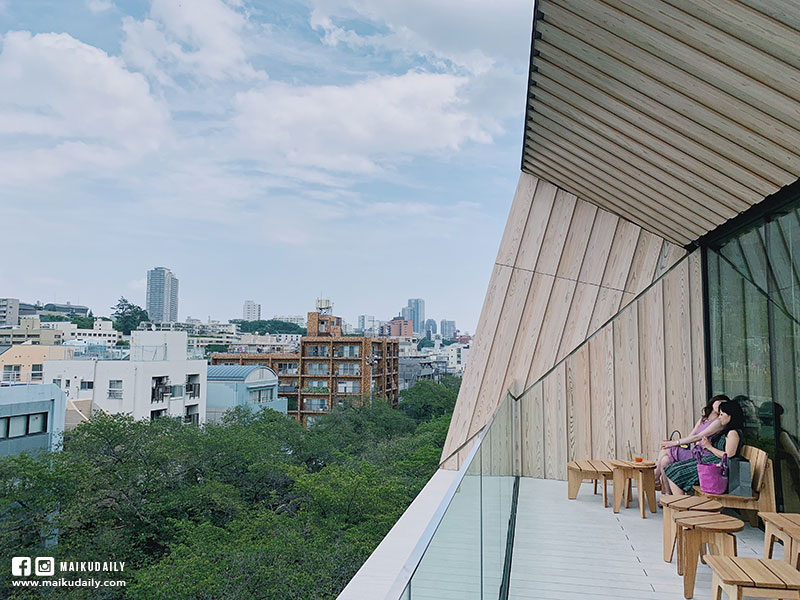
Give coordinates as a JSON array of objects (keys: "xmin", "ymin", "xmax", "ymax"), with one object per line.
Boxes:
[{"xmin": 0, "ymin": 0, "xmax": 533, "ymax": 332}]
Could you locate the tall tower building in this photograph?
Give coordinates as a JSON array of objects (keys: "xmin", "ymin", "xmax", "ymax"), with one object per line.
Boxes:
[
  {"xmin": 440, "ymin": 319, "xmax": 456, "ymax": 340},
  {"xmin": 146, "ymin": 267, "xmax": 179, "ymax": 323},
  {"xmin": 243, "ymin": 300, "xmax": 261, "ymax": 321},
  {"xmin": 407, "ymin": 298, "xmax": 425, "ymax": 335}
]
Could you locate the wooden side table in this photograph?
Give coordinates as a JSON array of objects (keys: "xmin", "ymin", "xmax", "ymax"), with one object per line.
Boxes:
[
  {"xmin": 660, "ymin": 495, "xmax": 722, "ymax": 563},
  {"xmin": 610, "ymin": 460, "xmax": 657, "ymax": 518},
  {"xmin": 760, "ymin": 512, "xmax": 800, "ymax": 569},
  {"xmin": 673, "ymin": 511, "xmax": 743, "ymax": 599},
  {"xmin": 707, "ymin": 556, "xmax": 800, "ymax": 600}
]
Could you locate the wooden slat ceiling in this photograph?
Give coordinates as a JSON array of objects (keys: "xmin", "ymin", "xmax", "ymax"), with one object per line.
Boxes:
[{"xmin": 522, "ymin": 0, "xmax": 800, "ymax": 246}]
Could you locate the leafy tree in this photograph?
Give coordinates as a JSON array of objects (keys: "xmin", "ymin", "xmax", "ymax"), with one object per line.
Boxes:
[
  {"xmin": 0, "ymin": 380, "xmax": 456, "ymax": 600},
  {"xmin": 398, "ymin": 378, "xmax": 459, "ymax": 423},
  {"xmin": 231, "ymin": 319, "xmax": 306, "ymax": 335},
  {"xmin": 417, "ymin": 338, "xmax": 434, "ymax": 350},
  {"xmin": 111, "ymin": 298, "xmax": 149, "ymax": 335}
]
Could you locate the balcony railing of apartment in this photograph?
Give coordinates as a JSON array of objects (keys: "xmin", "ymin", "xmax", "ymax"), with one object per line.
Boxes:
[
  {"xmin": 305, "ymin": 347, "xmax": 331, "ymax": 357},
  {"xmin": 185, "ymin": 382, "xmax": 201, "ymax": 398},
  {"xmin": 151, "ymin": 384, "xmax": 172, "ymax": 403},
  {"xmin": 301, "ymin": 386, "xmax": 329, "ymax": 394},
  {"xmin": 278, "ymin": 368, "xmax": 299, "ymax": 375},
  {"xmin": 1, "ymin": 369, "xmax": 43, "ymax": 383},
  {"xmin": 278, "ymin": 385, "xmax": 298, "ymax": 393},
  {"xmin": 303, "ymin": 399, "xmax": 329, "ymax": 412}
]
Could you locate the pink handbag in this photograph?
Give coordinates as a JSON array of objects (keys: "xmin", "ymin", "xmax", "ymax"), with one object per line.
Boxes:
[{"xmin": 696, "ymin": 449, "xmax": 729, "ymax": 495}]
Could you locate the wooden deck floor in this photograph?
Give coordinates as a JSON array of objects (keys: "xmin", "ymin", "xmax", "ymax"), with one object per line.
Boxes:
[{"xmin": 510, "ymin": 478, "xmax": 778, "ymax": 600}]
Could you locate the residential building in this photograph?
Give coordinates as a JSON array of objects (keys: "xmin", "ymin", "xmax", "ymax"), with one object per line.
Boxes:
[
  {"xmin": 228, "ymin": 333, "xmax": 299, "ymax": 354},
  {"xmin": 397, "ymin": 356, "xmax": 454, "ymax": 391},
  {"xmin": 0, "ymin": 317, "xmax": 64, "ymax": 346},
  {"xmin": 445, "ymin": 343, "xmax": 470, "ymax": 375},
  {"xmin": 0, "ymin": 298, "xmax": 20, "ymax": 327},
  {"xmin": 406, "ymin": 298, "xmax": 425, "ymax": 335},
  {"xmin": 0, "ymin": 344, "xmax": 75, "ymax": 383},
  {"xmin": 138, "ymin": 320, "xmax": 239, "ymax": 336},
  {"xmin": 0, "ymin": 384, "xmax": 66, "ymax": 456},
  {"xmin": 242, "ymin": 300, "xmax": 261, "ymax": 321},
  {"xmin": 205, "ymin": 365, "xmax": 285, "ymax": 423},
  {"xmin": 340, "ymin": 6, "xmax": 800, "ymax": 598},
  {"xmin": 400, "ymin": 306, "xmax": 413, "ymax": 323},
  {"xmin": 44, "ymin": 331, "xmax": 206, "ymax": 424},
  {"xmin": 272, "ymin": 315, "xmax": 306, "ymax": 328},
  {"xmin": 212, "ymin": 310, "xmax": 399, "ymax": 425},
  {"xmin": 396, "ymin": 336, "xmax": 420, "ymax": 358},
  {"xmin": 439, "ymin": 319, "xmax": 456, "ymax": 340},
  {"xmin": 146, "ymin": 266, "xmax": 179, "ymax": 322},
  {"xmin": 380, "ymin": 317, "xmax": 413, "ymax": 338},
  {"xmin": 41, "ymin": 318, "xmax": 121, "ymax": 345}
]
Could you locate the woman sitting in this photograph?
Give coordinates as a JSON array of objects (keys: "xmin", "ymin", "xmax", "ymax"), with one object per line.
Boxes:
[
  {"xmin": 655, "ymin": 395, "xmax": 729, "ymax": 490},
  {"xmin": 663, "ymin": 400, "xmax": 745, "ymax": 496}
]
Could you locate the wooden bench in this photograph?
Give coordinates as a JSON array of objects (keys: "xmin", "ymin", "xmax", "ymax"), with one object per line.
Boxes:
[
  {"xmin": 567, "ymin": 460, "xmax": 613, "ymax": 507},
  {"xmin": 692, "ymin": 445, "xmax": 776, "ymax": 526},
  {"xmin": 706, "ymin": 556, "xmax": 800, "ymax": 600},
  {"xmin": 761, "ymin": 512, "xmax": 800, "ymax": 569}
]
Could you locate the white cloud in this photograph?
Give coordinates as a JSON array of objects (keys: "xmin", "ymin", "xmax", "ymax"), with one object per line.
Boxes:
[
  {"xmin": 86, "ymin": 0, "xmax": 114, "ymax": 13},
  {"xmin": 0, "ymin": 31, "xmax": 169, "ymax": 183},
  {"xmin": 308, "ymin": 0, "xmax": 532, "ymax": 74},
  {"xmin": 122, "ymin": 0, "xmax": 265, "ymax": 83},
  {"xmin": 232, "ymin": 71, "xmax": 498, "ymax": 174}
]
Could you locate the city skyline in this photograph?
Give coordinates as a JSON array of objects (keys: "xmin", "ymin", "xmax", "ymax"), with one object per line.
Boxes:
[{"xmin": 0, "ymin": 0, "xmax": 532, "ymax": 335}]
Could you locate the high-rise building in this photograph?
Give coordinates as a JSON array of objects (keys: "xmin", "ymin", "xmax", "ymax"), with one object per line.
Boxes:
[
  {"xmin": 242, "ymin": 300, "xmax": 261, "ymax": 321},
  {"xmin": 380, "ymin": 317, "xmax": 413, "ymax": 337},
  {"xmin": 146, "ymin": 267, "xmax": 179, "ymax": 323},
  {"xmin": 357, "ymin": 315, "xmax": 376, "ymax": 334},
  {"xmin": 407, "ymin": 298, "xmax": 425, "ymax": 334},
  {"xmin": 440, "ymin": 319, "xmax": 456, "ymax": 340},
  {"xmin": 424, "ymin": 319, "xmax": 437, "ymax": 338}
]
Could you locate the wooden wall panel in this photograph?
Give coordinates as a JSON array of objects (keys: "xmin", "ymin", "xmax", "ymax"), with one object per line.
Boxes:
[
  {"xmin": 442, "ymin": 173, "xmax": 693, "ymax": 469},
  {"xmin": 589, "ymin": 327, "xmax": 616, "ymax": 460},
  {"xmin": 500, "ymin": 273, "xmax": 556, "ymax": 397},
  {"xmin": 520, "ymin": 382, "xmax": 544, "ymax": 477},
  {"xmin": 565, "ymin": 344, "xmax": 591, "ymax": 461},
  {"xmin": 663, "ymin": 261, "xmax": 695, "ymax": 439},
  {"xmin": 495, "ymin": 173, "xmax": 538, "ymax": 266},
  {"xmin": 543, "ymin": 362, "xmax": 567, "ymax": 479},
  {"xmin": 638, "ymin": 280, "xmax": 666, "ymax": 460},
  {"xmin": 613, "ymin": 305, "xmax": 641, "ymax": 457}
]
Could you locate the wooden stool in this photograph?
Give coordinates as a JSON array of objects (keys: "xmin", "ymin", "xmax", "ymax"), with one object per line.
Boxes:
[
  {"xmin": 660, "ymin": 495, "xmax": 722, "ymax": 563},
  {"xmin": 673, "ymin": 511, "xmax": 743, "ymax": 599},
  {"xmin": 567, "ymin": 460, "xmax": 613, "ymax": 507},
  {"xmin": 760, "ymin": 512, "xmax": 800, "ymax": 569},
  {"xmin": 706, "ymin": 556, "xmax": 800, "ymax": 600},
  {"xmin": 610, "ymin": 460, "xmax": 657, "ymax": 518}
]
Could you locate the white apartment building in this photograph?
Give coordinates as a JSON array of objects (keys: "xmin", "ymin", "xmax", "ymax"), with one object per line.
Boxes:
[
  {"xmin": 0, "ymin": 298, "xmax": 20, "ymax": 327},
  {"xmin": 242, "ymin": 300, "xmax": 261, "ymax": 321},
  {"xmin": 272, "ymin": 315, "xmax": 306, "ymax": 328},
  {"xmin": 445, "ymin": 343, "xmax": 470, "ymax": 374},
  {"xmin": 44, "ymin": 331, "xmax": 206, "ymax": 424},
  {"xmin": 41, "ymin": 318, "xmax": 121, "ymax": 345}
]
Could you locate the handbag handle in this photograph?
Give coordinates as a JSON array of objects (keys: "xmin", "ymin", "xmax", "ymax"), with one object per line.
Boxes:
[{"xmin": 669, "ymin": 430, "xmax": 682, "ymax": 441}]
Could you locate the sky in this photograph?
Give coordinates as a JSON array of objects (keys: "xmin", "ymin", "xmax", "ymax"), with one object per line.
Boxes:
[{"xmin": 0, "ymin": 0, "xmax": 534, "ymax": 333}]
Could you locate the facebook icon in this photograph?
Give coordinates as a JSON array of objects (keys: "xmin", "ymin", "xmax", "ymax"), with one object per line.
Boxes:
[{"xmin": 12, "ymin": 557, "xmax": 31, "ymax": 577}]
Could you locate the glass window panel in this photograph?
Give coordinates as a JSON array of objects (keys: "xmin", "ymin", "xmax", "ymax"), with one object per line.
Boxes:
[
  {"xmin": 27, "ymin": 413, "xmax": 46, "ymax": 434},
  {"xmin": 0, "ymin": 418, "xmax": 7, "ymax": 438},
  {"xmin": 8, "ymin": 415, "xmax": 27, "ymax": 437}
]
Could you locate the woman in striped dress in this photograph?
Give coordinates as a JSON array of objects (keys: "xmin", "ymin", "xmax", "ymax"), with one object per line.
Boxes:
[{"xmin": 663, "ymin": 400, "xmax": 745, "ymax": 495}]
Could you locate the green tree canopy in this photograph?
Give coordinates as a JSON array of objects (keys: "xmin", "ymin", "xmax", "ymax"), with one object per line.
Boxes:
[
  {"xmin": 230, "ymin": 319, "xmax": 306, "ymax": 335},
  {"xmin": 111, "ymin": 297, "xmax": 149, "ymax": 335}
]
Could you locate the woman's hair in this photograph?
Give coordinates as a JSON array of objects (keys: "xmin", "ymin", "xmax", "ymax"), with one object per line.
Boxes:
[
  {"xmin": 718, "ymin": 400, "xmax": 745, "ymax": 432},
  {"xmin": 702, "ymin": 394, "xmax": 730, "ymax": 420}
]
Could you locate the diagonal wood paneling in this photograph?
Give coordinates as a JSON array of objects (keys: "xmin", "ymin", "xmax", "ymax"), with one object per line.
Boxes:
[{"xmin": 442, "ymin": 173, "xmax": 685, "ymax": 461}]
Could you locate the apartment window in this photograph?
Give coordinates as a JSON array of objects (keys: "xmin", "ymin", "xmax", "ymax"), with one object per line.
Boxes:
[
  {"xmin": 337, "ymin": 381, "xmax": 359, "ymax": 394},
  {"xmin": 31, "ymin": 364, "xmax": 43, "ymax": 382},
  {"xmin": 80, "ymin": 381, "xmax": 94, "ymax": 390},
  {"xmin": 306, "ymin": 363, "xmax": 329, "ymax": 376},
  {"xmin": 27, "ymin": 413, "xmax": 46, "ymax": 434},
  {"xmin": 171, "ymin": 385, "xmax": 184, "ymax": 398},
  {"xmin": 52, "ymin": 378, "xmax": 62, "ymax": 388},
  {"xmin": 8, "ymin": 415, "xmax": 27, "ymax": 438},
  {"xmin": 337, "ymin": 363, "xmax": 361, "ymax": 376},
  {"xmin": 304, "ymin": 398, "xmax": 328, "ymax": 412},
  {"xmin": 150, "ymin": 409, "xmax": 167, "ymax": 420},
  {"xmin": 336, "ymin": 345, "xmax": 360, "ymax": 358},
  {"xmin": 2, "ymin": 365, "xmax": 20, "ymax": 382},
  {"xmin": 108, "ymin": 380, "xmax": 123, "ymax": 400}
]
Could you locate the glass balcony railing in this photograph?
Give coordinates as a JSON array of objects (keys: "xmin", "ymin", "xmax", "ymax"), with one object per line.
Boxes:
[{"xmin": 399, "ymin": 391, "xmax": 516, "ymax": 599}]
